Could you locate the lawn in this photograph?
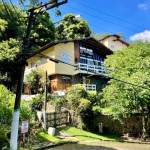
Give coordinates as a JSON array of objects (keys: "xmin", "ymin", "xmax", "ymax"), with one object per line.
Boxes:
[
  {"xmin": 58, "ymin": 126, "xmax": 122, "ymax": 141},
  {"xmin": 37, "ymin": 126, "xmax": 122, "ymax": 145}
]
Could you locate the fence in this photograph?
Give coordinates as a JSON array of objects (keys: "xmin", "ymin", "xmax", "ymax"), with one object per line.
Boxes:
[{"xmin": 46, "ymin": 111, "xmax": 69, "ymax": 129}]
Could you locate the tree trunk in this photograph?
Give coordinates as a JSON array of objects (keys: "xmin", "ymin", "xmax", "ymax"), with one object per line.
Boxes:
[{"xmin": 141, "ymin": 111, "xmax": 148, "ymax": 141}]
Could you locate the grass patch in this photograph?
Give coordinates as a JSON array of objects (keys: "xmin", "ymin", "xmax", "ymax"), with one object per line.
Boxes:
[
  {"xmin": 37, "ymin": 130, "xmax": 77, "ymax": 144},
  {"xmin": 37, "ymin": 131, "xmax": 61, "ymax": 143},
  {"xmin": 59, "ymin": 126, "xmax": 122, "ymax": 141}
]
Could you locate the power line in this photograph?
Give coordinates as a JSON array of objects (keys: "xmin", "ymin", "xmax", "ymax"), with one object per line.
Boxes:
[
  {"xmin": 54, "ymin": 11, "xmax": 114, "ymax": 35},
  {"xmin": 66, "ymin": 5, "xmax": 139, "ymax": 33},
  {"xmin": 88, "ymin": 23, "xmax": 114, "ymax": 34},
  {"xmin": 39, "ymin": 53, "xmax": 75, "ymax": 66},
  {"xmin": 1, "ymin": 0, "xmax": 11, "ymax": 19},
  {"xmin": 71, "ymin": 0, "xmax": 145, "ymax": 30},
  {"xmin": 9, "ymin": 0, "xmax": 17, "ymax": 12},
  {"xmin": 39, "ymin": 52, "xmax": 150, "ymax": 90}
]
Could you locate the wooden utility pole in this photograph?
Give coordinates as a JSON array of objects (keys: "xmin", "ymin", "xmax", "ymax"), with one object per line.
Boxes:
[
  {"xmin": 43, "ymin": 71, "xmax": 48, "ymax": 131},
  {"xmin": 10, "ymin": 1, "xmax": 68, "ymax": 149}
]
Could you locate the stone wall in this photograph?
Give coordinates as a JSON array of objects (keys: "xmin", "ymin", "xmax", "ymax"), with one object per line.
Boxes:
[{"xmin": 95, "ymin": 115, "xmax": 149, "ymax": 137}]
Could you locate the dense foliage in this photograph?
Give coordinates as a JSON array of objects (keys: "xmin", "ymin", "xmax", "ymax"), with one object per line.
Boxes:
[
  {"xmin": 0, "ymin": 84, "xmax": 35, "ymax": 148},
  {"xmin": 0, "ymin": 85, "xmax": 14, "ymax": 125},
  {"xmin": 56, "ymin": 13, "xmax": 91, "ymax": 40},
  {"xmin": 100, "ymin": 41, "xmax": 150, "ymax": 140},
  {"xmin": 30, "ymin": 11, "xmax": 55, "ymax": 51},
  {"xmin": 0, "ymin": 1, "xmax": 55, "ymax": 90},
  {"xmin": 31, "ymin": 94, "xmax": 44, "ymax": 111},
  {"xmin": 25, "ymin": 68, "xmax": 46, "ymax": 94},
  {"xmin": 65, "ymin": 84, "xmax": 100, "ymax": 131}
]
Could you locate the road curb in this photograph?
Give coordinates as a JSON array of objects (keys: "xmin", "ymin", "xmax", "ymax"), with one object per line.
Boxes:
[{"xmin": 33, "ymin": 141, "xmax": 78, "ymax": 150}]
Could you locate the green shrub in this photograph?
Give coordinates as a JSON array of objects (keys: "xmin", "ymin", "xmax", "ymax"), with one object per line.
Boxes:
[
  {"xmin": 0, "ymin": 126, "xmax": 9, "ymax": 148},
  {"xmin": 31, "ymin": 94, "xmax": 44, "ymax": 111},
  {"xmin": 20, "ymin": 100, "xmax": 33, "ymax": 122},
  {"xmin": 49, "ymin": 97, "xmax": 64, "ymax": 106},
  {"xmin": 0, "ymin": 84, "xmax": 14, "ymax": 125}
]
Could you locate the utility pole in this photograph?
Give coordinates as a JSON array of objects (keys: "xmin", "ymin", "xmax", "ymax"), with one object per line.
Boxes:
[
  {"xmin": 43, "ymin": 71, "xmax": 48, "ymax": 131},
  {"xmin": 10, "ymin": 1, "xmax": 68, "ymax": 150}
]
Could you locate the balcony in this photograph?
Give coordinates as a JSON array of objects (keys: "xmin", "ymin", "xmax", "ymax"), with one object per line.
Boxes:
[
  {"xmin": 83, "ymin": 84, "xmax": 96, "ymax": 92},
  {"xmin": 74, "ymin": 63, "xmax": 108, "ymax": 76}
]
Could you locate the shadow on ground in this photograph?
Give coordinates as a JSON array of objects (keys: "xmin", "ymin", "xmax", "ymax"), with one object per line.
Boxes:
[{"xmin": 45, "ymin": 143, "xmax": 117, "ymax": 150}]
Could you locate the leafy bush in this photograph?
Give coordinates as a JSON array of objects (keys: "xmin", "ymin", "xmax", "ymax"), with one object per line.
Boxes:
[
  {"xmin": 0, "ymin": 126, "xmax": 8, "ymax": 148},
  {"xmin": 65, "ymin": 84, "xmax": 88, "ymax": 111},
  {"xmin": 0, "ymin": 84, "xmax": 14, "ymax": 125},
  {"xmin": 25, "ymin": 68, "xmax": 46, "ymax": 94},
  {"xmin": 65, "ymin": 86, "xmax": 100, "ymax": 131},
  {"xmin": 49, "ymin": 97, "xmax": 64, "ymax": 106},
  {"xmin": 31, "ymin": 94, "xmax": 44, "ymax": 111},
  {"xmin": 79, "ymin": 92, "xmax": 100, "ymax": 131},
  {"xmin": 20, "ymin": 100, "xmax": 33, "ymax": 122}
]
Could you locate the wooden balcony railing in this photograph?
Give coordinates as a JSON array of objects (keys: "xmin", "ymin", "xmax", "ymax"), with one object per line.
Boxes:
[
  {"xmin": 83, "ymin": 84, "xmax": 96, "ymax": 92},
  {"xmin": 74, "ymin": 63, "xmax": 108, "ymax": 76}
]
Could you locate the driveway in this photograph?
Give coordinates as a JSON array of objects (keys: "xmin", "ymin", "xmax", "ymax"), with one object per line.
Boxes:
[{"xmin": 47, "ymin": 141, "xmax": 150, "ymax": 150}]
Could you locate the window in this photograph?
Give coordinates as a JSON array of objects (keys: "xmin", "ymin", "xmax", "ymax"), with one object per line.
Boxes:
[
  {"xmin": 111, "ymin": 45, "xmax": 114, "ymax": 48},
  {"xmin": 61, "ymin": 53, "xmax": 70, "ymax": 63},
  {"xmin": 80, "ymin": 57, "xmax": 87, "ymax": 64},
  {"xmin": 87, "ymin": 58, "xmax": 94, "ymax": 65},
  {"xmin": 39, "ymin": 57, "xmax": 45, "ymax": 65},
  {"xmin": 61, "ymin": 75, "xmax": 71, "ymax": 83},
  {"xmin": 31, "ymin": 62, "xmax": 35, "ymax": 68}
]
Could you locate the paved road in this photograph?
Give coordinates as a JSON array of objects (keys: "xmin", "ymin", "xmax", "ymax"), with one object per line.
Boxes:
[{"xmin": 47, "ymin": 141, "xmax": 150, "ymax": 150}]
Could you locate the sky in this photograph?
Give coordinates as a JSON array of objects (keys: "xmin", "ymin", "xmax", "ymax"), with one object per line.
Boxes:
[{"xmin": 13, "ymin": 0, "xmax": 150, "ymax": 42}]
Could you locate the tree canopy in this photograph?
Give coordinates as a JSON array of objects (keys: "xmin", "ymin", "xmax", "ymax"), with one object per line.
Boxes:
[
  {"xmin": 100, "ymin": 41, "xmax": 150, "ymax": 140},
  {"xmin": 0, "ymin": 1, "xmax": 56, "ymax": 90},
  {"xmin": 55, "ymin": 13, "xmax": 91, "ymax": 40}
]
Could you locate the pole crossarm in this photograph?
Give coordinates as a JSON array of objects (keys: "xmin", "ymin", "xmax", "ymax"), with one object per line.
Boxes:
[{"xmin": 28, "ymin": 0, "xmax": 68, "ymax": 12}]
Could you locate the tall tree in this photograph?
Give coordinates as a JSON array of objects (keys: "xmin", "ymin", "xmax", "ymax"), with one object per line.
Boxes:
[
  {"xmin": 0, "ymin": 2, "xmax": 25, "ymax": 41},
  {"xmin": 29, "ymin": 11, "xmax": 55, "ymax": 51},
  {"xmin": 0, "ymin": 1, "xmax": 55, "ymax": 90},
  {"xmin": 100, "ymin": 41, "xmax": 150, "ymax": 140},
  {"xmin": 55, "ymin": 13, "xmax": 91, "ymax": 40}
]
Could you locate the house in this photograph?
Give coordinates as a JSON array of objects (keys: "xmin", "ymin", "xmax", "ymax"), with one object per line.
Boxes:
[
  {"xmin": 99, "ymin": 34, "xmax": 129, "ymax": 51},
  {"xmin": 24, "ymin": 37, "xmax": 113, "ymax": 94}
]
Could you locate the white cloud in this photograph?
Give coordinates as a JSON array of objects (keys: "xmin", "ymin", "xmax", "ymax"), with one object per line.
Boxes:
[
  {"xmin": 138, "ymin": 3, "xmax": 148, "ymax": 10},
  {"xmin": 129, "ymin": 30, "xmax": 150, "ymax": 41}
]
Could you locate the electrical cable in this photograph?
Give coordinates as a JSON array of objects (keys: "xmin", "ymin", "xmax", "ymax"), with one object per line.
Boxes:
[
  {"xmin": 1, "ymin": 0, "xmax": 11, "ymax": 19},
  {"xmin": 71, "ymin": 0, "xmax": 145, "ymax": 30},
  {"xmin": 9, "ymin": 0, "xmax": 17, "ymax": 12},
  {"xmin": 66, "ymin": 4, "xmax": 139, "ymax": 33},
  {"xmin": 88, "ymin": 23, "xmax": 114, "ymax": 34},
  {"xmin": 38, "ymin": 52, "xmax": 150, "ymax": 90},
  {"xmin": 24, "ymin": 41, "xmax": 149, "ymax": 90}
]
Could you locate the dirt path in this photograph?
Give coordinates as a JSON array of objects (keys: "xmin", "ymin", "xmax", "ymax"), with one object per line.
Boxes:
[{"xmin": 47, "ymin": 141, "xmax": 150, "ymax": 150}]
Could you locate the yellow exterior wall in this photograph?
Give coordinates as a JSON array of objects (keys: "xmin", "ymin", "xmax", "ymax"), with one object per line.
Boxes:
[
  {"xmin": 25, "ymin": 42, "xmax": 74, "ymax": 76},
  {"xmin": 54, "ymin": 42, "xmax": 74, "ymax": 75},
  {"xmin": 101, "ymin": 36, "xmax": 127, "ymax": 51}
]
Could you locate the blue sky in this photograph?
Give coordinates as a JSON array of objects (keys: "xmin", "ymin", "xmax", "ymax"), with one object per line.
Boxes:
[{"xmin": 13, "ymin": 0, "xmax": 150, "ymax": 42}]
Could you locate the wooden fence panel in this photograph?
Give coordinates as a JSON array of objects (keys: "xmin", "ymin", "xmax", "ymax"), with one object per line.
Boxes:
[{"xmin": 46, "ymin": 111, "xmax": 69, "ymax": 129}]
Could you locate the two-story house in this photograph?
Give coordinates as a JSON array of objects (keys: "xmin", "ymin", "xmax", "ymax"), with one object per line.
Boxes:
[
  {"xmin": 24, "ymin": 37, "xmax": 113, "ymax": 94},
  {"xmin": 99, "ymin": 34, "xmax": 129, "ymax": 51}
]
